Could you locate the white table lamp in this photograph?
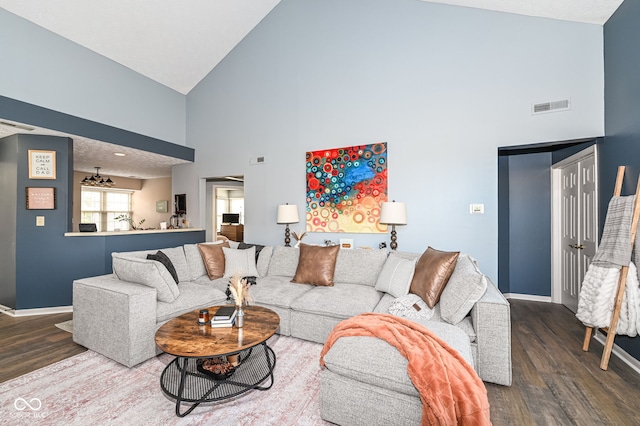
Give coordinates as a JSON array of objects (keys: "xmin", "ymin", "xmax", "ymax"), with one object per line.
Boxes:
[
  {"xmin": 277, "ymin": 204, "xmax": 300, "ymax": 247},
  {"xmin": 380, "ymin": 201, "xmax": 407, "ymax": 250}
]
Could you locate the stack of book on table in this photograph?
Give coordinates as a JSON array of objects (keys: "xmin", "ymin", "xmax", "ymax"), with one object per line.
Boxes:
[{"xmin": 210, "ymin": 306, "xmax": 237, "ymax": 328}]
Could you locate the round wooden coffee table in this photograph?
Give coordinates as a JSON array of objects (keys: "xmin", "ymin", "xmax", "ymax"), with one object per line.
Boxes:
[{"xmin": 155, "ymin": 305, "xmax": 280, "ymax": 417}]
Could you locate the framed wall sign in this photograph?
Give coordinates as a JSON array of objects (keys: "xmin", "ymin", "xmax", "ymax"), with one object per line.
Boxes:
[
  {"xmin": 26, "ymin": 187, "xmax": 56, "ymax": 209},
  {"xmin": 156, "ymin": 200, "xmax": 168, "ymax": 213},
  {"xmin": 28, "ymin": 150, "xmax": 56, "ymax": 179}
]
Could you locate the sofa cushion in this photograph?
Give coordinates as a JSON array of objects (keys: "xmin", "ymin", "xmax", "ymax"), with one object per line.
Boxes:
[
  {"xmin": 250, "ymin": 275, "xmax": 314, "ymax": 309},
  {"xmin": 291, "ymin": 283, "xmax": 382, "ymax": 319},
  {"xmin": 146, "ymin": 251, "xmax": 179, "ymax": 284},
  {"xmin": 112, "ymin": 254, "xmax": 180, "ymax": 303},
  {"xmin": 334, "ymin": 249, "xmax": 388, "ymax": 286},
  {"xmin": 410, "ymin": 247, "xmax": 459, "ymax": 308},
  {"xmin": 291, "ymin": 243, "xmax": 340, "ymax": 286},
  {"xmin": 322, "ymin": 321, "xmax": 474, "ymax": 397},
  {"xmin": 440, "ymin": 255, "xmax": 488, "ymax": 325},
  {"xmin": 222, "ymin": 246, "xmax": 259, "ymax": 278},
  {"xmin": 156, "ymin": 282, "xmax": 227, "ymax": 323},
  {"xmin": 267, "ymin": 246, "xmax": 299, "ymax": 277},
  {"xmin": 113, "ymin": 246, "xmax": 191, "ymax": 283},
  {"xmin": 375, "ymin": 253, "xmax": 416, "ymax": 297},
  {"xmin": 256, "ymin": 246, "xmax": 273, "ymax": 277}
]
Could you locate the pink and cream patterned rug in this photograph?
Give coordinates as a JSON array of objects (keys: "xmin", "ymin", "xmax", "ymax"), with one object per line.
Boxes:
[{"xmin": 0, "ymin": 336, "xmax": 330, "ymax": 426}]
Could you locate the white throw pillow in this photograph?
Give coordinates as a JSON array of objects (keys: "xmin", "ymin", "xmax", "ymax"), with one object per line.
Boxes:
[
  {"xmin": 440, "ymin": 254, "xmax": 488, "ymax": 324},
  {"xmin": 375, "ymin": 254, "xmax": 416, "ymax": 298},
  {"xmin": 222, "ymin": 246, "xmax": 259, "ymax": 278},
  {"xmin": 388, "ymin": 293, "xmax": 434, "ymax": 320}
]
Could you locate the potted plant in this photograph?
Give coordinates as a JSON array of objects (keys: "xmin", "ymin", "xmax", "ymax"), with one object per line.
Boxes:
[{"xmin": 114, "ymin": 215, "xmax": 146, "ymax": 230}]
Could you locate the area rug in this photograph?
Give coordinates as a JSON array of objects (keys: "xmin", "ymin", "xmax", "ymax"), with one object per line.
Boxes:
[
  {"xmin": 0, "ymin": 335, "xmax": 329, "ymax": 426},
  {"xmin": 54, "ymin": 320, "xmax": 73, "ymax": 333}
]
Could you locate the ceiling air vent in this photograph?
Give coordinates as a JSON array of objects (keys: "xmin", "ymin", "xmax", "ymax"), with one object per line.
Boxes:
[{"xmin": 532, "ymin": 99, "xmax": 570, "ymax": 115}]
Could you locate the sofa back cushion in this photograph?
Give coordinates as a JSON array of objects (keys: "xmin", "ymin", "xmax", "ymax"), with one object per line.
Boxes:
[
  {"xmin": 112, "ymin": 253, "xmax": 180, "ymax": 302},
  {"xmin": 113, "ymin": 246, "xmax": 191, "ymax": 283},
  {"xmin": 333, "ymin": 248, "xmax": 388, "ymax": 286},
  {"xmin": 267, "ymin": 246, "xmax": 300, "ymax": 276},
  {"xmin": 440, "ymin": 254, "xmax": 487, "ymax": 324}
]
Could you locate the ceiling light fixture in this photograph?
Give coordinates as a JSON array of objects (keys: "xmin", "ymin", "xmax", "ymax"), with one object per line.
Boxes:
[
  {"xmin": 113, "ymin": 152, "xmax": 126, "ymax": 157},
  {"xmin": 80, "ymin": 167, "xmax": 115, "ymax": 187}
]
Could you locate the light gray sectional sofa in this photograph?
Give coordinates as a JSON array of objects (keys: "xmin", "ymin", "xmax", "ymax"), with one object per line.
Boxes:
[{"xmin": 73, "ymin": 242, "xmax": 512, "ymax": 399}]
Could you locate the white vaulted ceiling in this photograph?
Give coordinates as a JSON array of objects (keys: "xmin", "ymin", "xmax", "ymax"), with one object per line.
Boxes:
[
  {"xmin": 0, "ymin": 0, "xmax": 624, "ymax": 178},
  {"xmin": 0, "ymin": 0, "xmax": 623, "ymax": 95}
]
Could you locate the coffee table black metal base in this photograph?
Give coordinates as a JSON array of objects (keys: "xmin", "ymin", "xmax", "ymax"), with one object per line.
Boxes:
[{"xmin": 160, "ymin": 342, "xmax": 276, "ymax": 417}]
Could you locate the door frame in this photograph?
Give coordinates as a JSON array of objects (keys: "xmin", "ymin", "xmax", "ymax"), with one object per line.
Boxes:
[{"xmin": 551, "ymin": 145, "xmax": 598, "ymax": 304}]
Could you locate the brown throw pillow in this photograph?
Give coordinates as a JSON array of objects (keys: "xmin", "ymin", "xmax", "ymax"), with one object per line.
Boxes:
[
  {"xmin": 291, "ymin": 243, "xmax": 340, "ymax": 286},
  {"xmin": 409, "ymin": 247, "xmax": 460, "ymax": 308},
  {"xmin": 198, "ymin": 241, "xmax": 230, "ymax": 280}
]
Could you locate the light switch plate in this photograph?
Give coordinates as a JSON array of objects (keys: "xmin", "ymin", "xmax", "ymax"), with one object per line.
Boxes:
[
  {"xmin": 470, "ymin": 204, "xmax": 484, "ymax": 214},
  {"xmin": 36, "ymin": 216, "xmax": 45, "ymax": 226}
]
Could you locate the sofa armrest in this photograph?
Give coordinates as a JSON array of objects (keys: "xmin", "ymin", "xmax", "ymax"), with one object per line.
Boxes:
[
  {"xmin": 73, "ymin": 274, "xmax": 158, "ymax": 367},
  {"xmin": 470, "ymin": 278, "xmax": 512, "ymax": 386}
]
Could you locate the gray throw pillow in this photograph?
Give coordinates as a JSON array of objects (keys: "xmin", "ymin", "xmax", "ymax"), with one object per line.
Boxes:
[
  {"xmin": 440, "ymin": 254, "xmax": 488, "ymax": 324},
  {"xmin": 375, "ymin": 254, "xmax": 416, "ymax": 298},
  {"xmin": 112, "ymin": 254, "xmax": 180, "ymax": 302},
  {"xmin": 222, "ymin": 246, "xmax": 259, "ymax": 278}
]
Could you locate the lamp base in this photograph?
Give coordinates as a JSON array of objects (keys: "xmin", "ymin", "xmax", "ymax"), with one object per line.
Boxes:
[
  {"xmin": 284, "ymin": 224, "xmax": 291, "ymax": 247},
  {"xmin": 390, "ymin": 225, "xmax": 398, "ymax": 250}
]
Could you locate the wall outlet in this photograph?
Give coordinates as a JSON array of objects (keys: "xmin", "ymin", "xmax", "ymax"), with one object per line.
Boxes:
[{"xmin": 470, "ymin": 204, "xmax": 484, "ymax": 214}]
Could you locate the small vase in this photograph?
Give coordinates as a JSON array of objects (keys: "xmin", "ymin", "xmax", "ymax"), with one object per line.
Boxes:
[{"xmin": 236, "ymin": 306, "xmax": 244, "ymax": 328}]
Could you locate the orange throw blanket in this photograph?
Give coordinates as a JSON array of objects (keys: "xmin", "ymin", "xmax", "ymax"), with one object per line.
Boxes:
[{"xmin": 320, "ymin": 313, "xmax": 491, "ymax": 426}]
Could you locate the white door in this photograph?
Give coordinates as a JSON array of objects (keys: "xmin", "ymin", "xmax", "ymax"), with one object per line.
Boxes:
[{"xmin": 557, "ymin": 151, "xmax": 597, "ymax": 313}]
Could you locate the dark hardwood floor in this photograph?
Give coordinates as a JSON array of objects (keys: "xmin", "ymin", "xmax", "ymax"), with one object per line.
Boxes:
[
  {"xmin": 1, "ymin": 301, "xmax": 640, "ymax": 424},
  {"xmin": 0, "ymin": 312, "xmax": 86, "ymax": 383}
]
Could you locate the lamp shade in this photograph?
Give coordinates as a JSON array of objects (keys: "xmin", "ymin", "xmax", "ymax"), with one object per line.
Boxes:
[
  {"xmin": 379, "ymin": 201, "xmax": 407, "ymax": 225},
  {"xmin": 277, "ymin": 204, "xmax": 299, "ymax": 224}
]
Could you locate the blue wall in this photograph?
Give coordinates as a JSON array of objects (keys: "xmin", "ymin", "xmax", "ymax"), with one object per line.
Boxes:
[{"xmin": 601, "ymin": 0, "xmax": 640, "ymax": 360}]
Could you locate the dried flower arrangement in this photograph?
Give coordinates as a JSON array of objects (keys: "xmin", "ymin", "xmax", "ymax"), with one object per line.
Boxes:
[
  {"xmin": 229, "ymin": 272, "xmax": 253, "ymax": 307},
  {"xmin": 292, "ymin": 229, "xmax": 307, "ymax": 247}
]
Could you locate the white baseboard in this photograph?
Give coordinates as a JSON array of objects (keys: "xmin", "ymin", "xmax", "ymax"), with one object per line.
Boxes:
[
  {"xmin": 0, "ymin": 304, "xmax": 73, "ymax": 317},
  {"xmin": 593, "ymin": 331, "xmax": 640, "ymax": 376},
  {"xmin": 504, "ymin": 293, "xmax": 553, "ymax": 303}
]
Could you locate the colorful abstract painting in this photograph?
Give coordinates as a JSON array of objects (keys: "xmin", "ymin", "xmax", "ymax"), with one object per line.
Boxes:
[{"xmin": 306, "ymin": 143, "xmax": 388, "ymax": 233}]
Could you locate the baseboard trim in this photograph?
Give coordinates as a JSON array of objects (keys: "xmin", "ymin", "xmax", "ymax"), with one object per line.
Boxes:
[
  {"xmin": 0, "ymin": 305, "xmax": 73, "ymax": 317},
  {"xmin": 504, "ymin": 293, "xmax": 552, "ymax": 303},
  {"xmin": 593, "ymin": 331, "xmax": 640, "ymax": 376}
]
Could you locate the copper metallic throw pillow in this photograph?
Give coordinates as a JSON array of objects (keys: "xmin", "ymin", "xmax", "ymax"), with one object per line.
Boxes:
[
  {"xmin": 198, "ymin": 241, "xmax": 230, "ymax": 280},
  {"xmin": 291, "ymin": 243, "xmax": 340, "ymax": 286},
  {"xmin": 409, "ymin": 246, "xmax": 460, "ymax": 308}
]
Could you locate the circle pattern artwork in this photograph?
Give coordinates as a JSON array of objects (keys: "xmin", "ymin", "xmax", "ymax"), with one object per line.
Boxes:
[{"xmin": 306, "ymin": 143, "xmax": 388, "ymax": 233}]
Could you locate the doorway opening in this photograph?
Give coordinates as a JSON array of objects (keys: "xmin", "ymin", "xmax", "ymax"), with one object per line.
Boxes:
[
  {"xmin": 498, "ymin": 138, "xmax": 599, "ymax": 306},
  {"xmin": 205, "ymin": 176, "xmax": 244, "ymax": 242}
]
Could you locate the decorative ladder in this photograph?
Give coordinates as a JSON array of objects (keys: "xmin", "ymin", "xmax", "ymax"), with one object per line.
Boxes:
[{"xmin": 582, "ymin": 166, "xmax": 640, "ymax": 370}]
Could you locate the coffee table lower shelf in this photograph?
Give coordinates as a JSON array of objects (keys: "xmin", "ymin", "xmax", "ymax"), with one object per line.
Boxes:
[{"xmin": 160, "ymin": 343, "xmax": 276, "ymax": 417}]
